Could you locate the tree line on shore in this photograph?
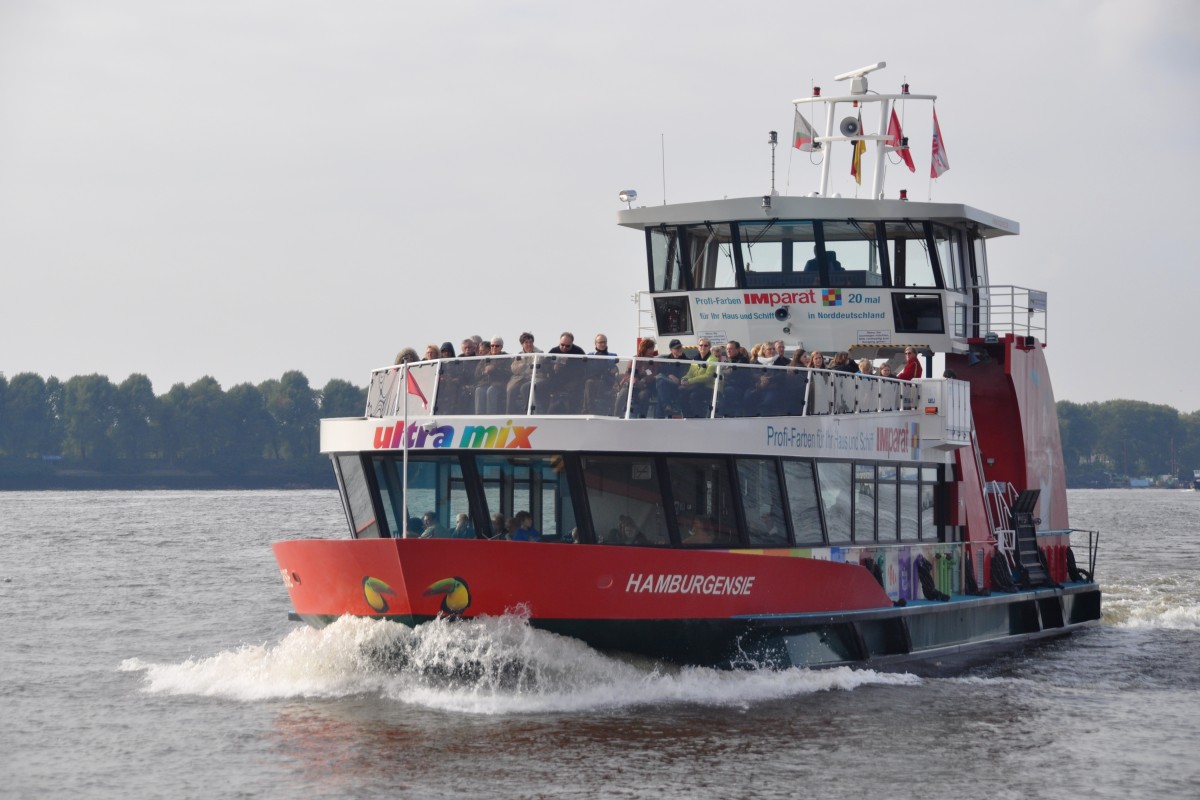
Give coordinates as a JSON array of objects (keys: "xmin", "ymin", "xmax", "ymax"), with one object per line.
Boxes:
[
  {"xmin": 0, "ymin": 370, "xmax": 366, "ymax": 488},
  {"xmin": 0, "ymin": 369, "xmax": 1194, "ymax": 488},
  {"xmin": 1058, "ymin": 399, "xmax": 1200, "ymax": 486}
]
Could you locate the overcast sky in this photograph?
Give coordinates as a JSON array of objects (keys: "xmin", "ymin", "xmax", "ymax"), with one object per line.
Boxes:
[{"xmin": 2, "ymin": 0, "xmax": 1198, "ymax": 410}]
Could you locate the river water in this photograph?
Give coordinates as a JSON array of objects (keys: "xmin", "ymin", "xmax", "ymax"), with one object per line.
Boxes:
[{"xmin": 1, "ymin": 488, "xmax": 1197, "ymax": 799}]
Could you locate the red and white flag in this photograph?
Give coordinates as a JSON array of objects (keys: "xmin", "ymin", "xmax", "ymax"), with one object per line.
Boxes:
[
  {"xmin": 792, "ymin": 109, "xmax": 818, "ymax": 151},
  {"xmin": 405, "ymin": 369, "xmax": 428, "ymax": 409},
  {"xmin": 887, "ymin": 109, "xmax": 916, "ymax": 173},
  {"xmin": 930, "ymin": 109, "xmax": 950, "ymax": 178}
]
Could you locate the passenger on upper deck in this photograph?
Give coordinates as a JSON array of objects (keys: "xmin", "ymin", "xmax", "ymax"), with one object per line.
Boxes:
[
  {"xmin": 542, "ymin": 332, "xmax": 587, "ymax": 413},
  {"xmin": 830, "ymin": 352, "xmax": 858, "ymax": 373},
  {"xmin": 506, "ymin": 332, "xmax": 541, "ymax": 414},
  {"xmin": 584, "ymin": 333, "xmax": 619, "ymax": 415},
  {"xmin": 877, "ymin": 362, "xmax": 894, "ymax": 378},
  {"xmin": 474, "ymin": 336, "xmax": 508, "ymax": 414},
  {"xmin": 773, "ymin": 340, "xmax": 789, "ymax": 364},
  {"xmin": 423, "ymin": 344, "xmax": 440, "ymax": 361},
  {"xmin": 547, "ymin": 332, "xmax": 585, "ymax": 356},
  {"xmin": 726, "ymin": 340, "xmax": 749, "ymax": 364},
  {"xmin": 677, "ymin": 338, "xmax": 718, "ymax": 417},
  {"xmin": 897, "ymin": 347, "xmax": 923, "ymax": 380},
  {"xmin": 743, "ymin": 342, "xmax": 785, "ymax": 416},
  {"xmin": 858, "ymin": 358, "xmax": 875, "ymax": 375},
  {"xmin": 394, "ymin": 347, "xmax": 419, "ymax": 365},
  {"xmin": 655, "ymin": 338, "xmax": 693, "ymax": 417},
  {"xmin": 618, "ymin": 337, "xmax": 658, "ymax": 417}
]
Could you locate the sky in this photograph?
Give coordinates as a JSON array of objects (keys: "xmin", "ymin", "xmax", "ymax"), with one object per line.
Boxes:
[{"xmin": 2, "ymin": 0, "xmax": 1198, "ymax": 409}]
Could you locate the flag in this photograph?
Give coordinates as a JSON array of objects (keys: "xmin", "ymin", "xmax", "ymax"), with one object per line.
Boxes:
[
  {"xmin": 850, "ymin": 113, "xmax": 866, "ymax": 184},
  {"xmin": 792, "ymin": 109, "xmax": 818, "ymax": 151},
  {"xmin": 931, "ymin": 109, "xmax": 950, "ymax": 178},
  {"xmin": 405, "ymin": 368, "xmax": 428, "ymax": 409},
  {"xmin": 887, "ymin": 109, "xmax": 916, "ymax": 172}
]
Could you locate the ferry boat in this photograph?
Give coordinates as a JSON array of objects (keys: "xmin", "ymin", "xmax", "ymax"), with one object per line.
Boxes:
[{"xmin": 273, "ymin": 62, "xmax": 1101, "ymax": 673}]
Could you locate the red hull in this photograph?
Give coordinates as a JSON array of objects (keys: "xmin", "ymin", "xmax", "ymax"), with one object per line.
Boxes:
[{"xmin": 272, "ymin": 538, "xmax": 893, "ymax": 623}]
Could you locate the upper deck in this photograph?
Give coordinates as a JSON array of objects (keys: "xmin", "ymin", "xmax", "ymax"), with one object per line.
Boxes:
[{"xmin": 347, "ymin": 353, "xmax": 972, "ymax": 463}]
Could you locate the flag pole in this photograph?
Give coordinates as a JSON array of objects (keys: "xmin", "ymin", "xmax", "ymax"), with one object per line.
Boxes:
[{"xmin": 401, "ymin": 364, "xmax": 409, "ymax": 538}]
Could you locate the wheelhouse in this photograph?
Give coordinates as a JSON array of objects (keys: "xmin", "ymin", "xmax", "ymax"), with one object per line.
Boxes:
[{"xmin": 620, "ymin": 196, "xmax": 1033, "ymax": 358}]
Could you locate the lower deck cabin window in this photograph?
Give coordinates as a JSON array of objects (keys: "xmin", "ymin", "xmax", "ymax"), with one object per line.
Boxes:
[
  {"xmin": 783, "ymin": 460, "xmax": 823, "ymax": 545},
  {"xmin": 337, "ymin": 454, "xmax": 380, "ymax": 538},
  {"xmin": 817, "ymin": 462, "xmax": 853, "ymax": 542},
  {"xmin": 666, "ymin": 456, "xmax": 738, "ymax": 547},
  {"xmin": 737, "ymin": 458, "xmax": 788, "ymax": 547},
  {"xmin": 475, "ymin": 454, "xmax": 578, "ymax": 541},
  {"xmin": 580, "ymin": 455, "xmax": 670, "ymax": 546}
]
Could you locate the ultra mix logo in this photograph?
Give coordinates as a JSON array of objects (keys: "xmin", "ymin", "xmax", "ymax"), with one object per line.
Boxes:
[
  {"xmin": 822, "ymin": 289, "xmax": 842, "ymax": 306},
  {"xmin": 373, "ymin": 420, "xmax": 538, "ymax": 450}
]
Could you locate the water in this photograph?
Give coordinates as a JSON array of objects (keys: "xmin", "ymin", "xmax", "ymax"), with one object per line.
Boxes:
[{"xmin": 1, "ymin": 489, "xmax": 1197, "ymax": 799}]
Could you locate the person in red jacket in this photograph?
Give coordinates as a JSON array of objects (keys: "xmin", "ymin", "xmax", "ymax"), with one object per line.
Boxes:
[{"xmin": 897, "ymin": 347, "xmax": 923, "ymax": 380}]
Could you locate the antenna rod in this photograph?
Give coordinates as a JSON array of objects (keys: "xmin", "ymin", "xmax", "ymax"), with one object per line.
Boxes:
[
  {"xmin": 661, "ymin": 133, "xmax": 666, "ymax": 205},
  {"xmin": 768, "ymin": 130, "xmax": 778, "ymax": 195}
]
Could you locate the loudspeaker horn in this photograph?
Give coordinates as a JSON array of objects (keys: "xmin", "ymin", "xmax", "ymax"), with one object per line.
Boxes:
[{"xmin": 839, "ymin": 116, "xmax": 861, "ymax": 137}]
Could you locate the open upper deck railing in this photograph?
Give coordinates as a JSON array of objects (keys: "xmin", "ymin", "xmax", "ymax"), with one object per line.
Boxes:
[
  {"xmin": 363, "ymin": 353, "xmax": 930, "ymax": 421},
  {"xmin": 969, "ymin": 284, "xmax": 1048, "ymax": 343}
]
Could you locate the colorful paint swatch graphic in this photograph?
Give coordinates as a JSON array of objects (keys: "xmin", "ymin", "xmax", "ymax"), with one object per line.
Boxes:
[{"xmin": 822, "ymin": 289, "xmax": 842, "ymax": 306}]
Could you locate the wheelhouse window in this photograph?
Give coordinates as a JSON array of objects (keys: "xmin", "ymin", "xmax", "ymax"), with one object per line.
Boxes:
[
  {"xmin": 580, "ymin": 455, "xmax": 670, "ymax": 546},
  {"xmin": 739, "ymin": 221, "xmax": 816, "ymax": 288},
  {"xmin": 649, "ymin": 227, "xmax": 685, "ymax": 292},
  {"xmin": 821, "ymin": 220, "xmax": 885, "ymax": 287},
  {"xmin": 684, "ymin": 223, "xmax": 738, "ymax": 289},
  {"xmin": 667, "ymin": 456, "xmax": 738, "ymax": 546},
  {"xmin": 885, "ymin": 220, "xmax": 942, "ymax": 289},
  {"xmin": 933, "ymin": 224, "xmax": 964, "ymax": 291}
]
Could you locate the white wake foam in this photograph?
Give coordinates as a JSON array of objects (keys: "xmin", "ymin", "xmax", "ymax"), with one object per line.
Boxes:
[
  {"xmin": 119, "ymin": 615, "xmax": 920, "ymax": 714},
  {"xmin": 1103, "ymin": 575, "xmax": 1200, "ymax": 630}
]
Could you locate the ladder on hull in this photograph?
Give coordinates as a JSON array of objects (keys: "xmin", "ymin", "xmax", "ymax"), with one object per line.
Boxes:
[{"xmin": 1010, "ymin": 489, "xmax": 1053, "ymax": 587}]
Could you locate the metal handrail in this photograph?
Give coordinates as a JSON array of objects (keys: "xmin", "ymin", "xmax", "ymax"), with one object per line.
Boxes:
[{"xmin": 364, "ymin": 354, "xmax": 924, "ymax": 420}]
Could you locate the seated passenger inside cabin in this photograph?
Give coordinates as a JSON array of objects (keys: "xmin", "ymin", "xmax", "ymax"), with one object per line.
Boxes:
[
  {"xmin": 603, "ymin": 514, "xmax": 644, "ymax": 545},
  {"xmin": 421, "ymin": 511, "xmax": 451, "ymax": 538},
  {"xmin": 451, "ymin": 512, "xmax": 475, "ymax": 538},
  {"xmin": 682, "ymin": 516, "xmax": 723, "ymax": 546},
  {"xmin": 490, "ymin": 512, "xmax": 509, "ymax": 539},
  {"xmin": 509, "ymin": 510, "xmax": 542, "ymax": 542}
]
